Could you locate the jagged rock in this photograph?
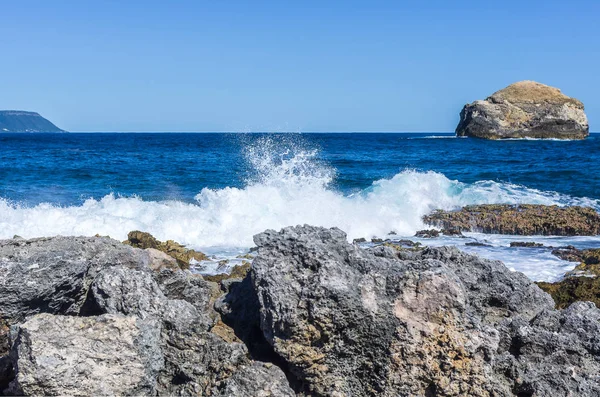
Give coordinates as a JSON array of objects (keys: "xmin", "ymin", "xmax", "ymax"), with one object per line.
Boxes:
[
  {"xmin": 215, "ymin": 276, "xmax": 276, "ymax": 363},
  {"xmin": 551, "ymin": 245, "xmax": 582, "ymax": 262},
  {"xmin": 218, "ymin": 362, "xmax": 295, "ymax": 397},
  {"xmin": 7, "ymin": 313, "xmax": 163, "ymax": 396},
  {"xmin": 0, "ymin": 236, "xmax": 150, "ymax": 322},
  {"xmin": 465, "ymin": 241, "xmax": 492, "ymax": 247},
  {"xmin": 0, "ymin": 320, "xmax": 11, "ymax": 391},
  {"xmin": 88, "ymin": 266, "xmax": 172, "ymax": 319},
  {"xmin": 124, "ymin": 231, "xmax": 207, "ymax": 269},
  {"xmin": 0, "ymin": 236, "xmax": 292, "ymax": 396},
  {"xmin": 250, "ymin": 225, "xmax": 600, "ymax": 396},
  {"xmin": 424, "ymin": 204, "xmax": 600, "ymax": 236},
  {"xmin": 152, "ymin": 267, "xmax": 220, "ymax": 317},
  {"xmin": 456, "ymin": 81, "xmax": 589, "ymax": 139}
]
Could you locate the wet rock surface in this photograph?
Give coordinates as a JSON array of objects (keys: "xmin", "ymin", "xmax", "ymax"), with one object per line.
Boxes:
[
  {"xmin": 424, "ymin": 204, "xmax": 600, "ymax": 236},
  {"xmin": 456, "ymin": 81, "xmax": 589, "ymax": 140},
  {"xmin": 537, "ymin": 248, "xmax": 600, "ymax": 309},
  {"xmin": 510, "ymin": 241, "xmax": 545, "ymax": 248},
  {"xmin": 414, "ymin": 229, "xmax": 440, "ymax": 238},
  {"xmin": 203, "ymin": 261, "xmax": 252, "ymax": 283}
]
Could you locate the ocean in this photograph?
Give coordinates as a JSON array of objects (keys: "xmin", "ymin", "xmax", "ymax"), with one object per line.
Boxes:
[{"xmin": 1, "ymin": 132, "xmax": 599, "ymax": 282}]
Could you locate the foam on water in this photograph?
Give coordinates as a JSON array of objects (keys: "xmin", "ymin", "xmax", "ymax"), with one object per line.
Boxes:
[{"xmin": 0, "ymin": 136, "xmax": 598, "ymax": 281}]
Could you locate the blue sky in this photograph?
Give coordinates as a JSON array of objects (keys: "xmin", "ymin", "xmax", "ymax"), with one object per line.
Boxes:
[{"xmin": 1, "ymin": 0, "xmax": 598, "ymax": 132}]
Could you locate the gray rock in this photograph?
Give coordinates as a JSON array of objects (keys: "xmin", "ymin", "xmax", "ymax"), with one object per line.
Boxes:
[
  {"xmin": 456, "ymin": 81, "xmax": 589, "ymax": 139},
  {"xmin": 89, "ymin": 266, "xmax": 166, "ymax": 319},
  {"xmin": 153, "ymin": 268, "xmax": 218, "ymax": 320},
  {"xmin": 0, "ymin": 236, "xmax": 293, "ymax": 396},
  {"xmin": 218, "ymin": 362, "xmax": 295, "ymax": 397},
  {"xmin": 0, "ymin": 236, "xmax": 149, "ymax": 322},
  {"xmin": 7, "ymin": 313, "xmax": 163, "ymax": 396},
  {"xmin": 85, "ymin": 266, "xmax": 282, "ymax": 396},
  {"xmin": 251, "ymin": 225, "xmax": 600, "ymax": 396}
]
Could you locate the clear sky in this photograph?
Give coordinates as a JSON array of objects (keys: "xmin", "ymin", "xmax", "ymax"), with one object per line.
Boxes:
[{"xmin": 1, "ymin": 0, "xmax": 598, "ymax": 132}]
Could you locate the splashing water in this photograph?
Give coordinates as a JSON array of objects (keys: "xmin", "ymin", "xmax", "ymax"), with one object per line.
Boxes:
[{"xmin": 0, "ymin": 135, "xmax": 597, "ymax": 254}]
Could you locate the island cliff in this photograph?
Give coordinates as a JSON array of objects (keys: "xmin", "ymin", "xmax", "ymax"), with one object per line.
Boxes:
[
  {"xmin": 455, "ymin": 81, "xmax": 588, "ymax": 140},
  {"xmin": 0, "ymin": 110, "xmax": 65, "ymax": 133}
]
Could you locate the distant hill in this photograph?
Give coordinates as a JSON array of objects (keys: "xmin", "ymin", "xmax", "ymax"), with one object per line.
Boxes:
[{"xmin": 0, "ymin": 110, "xmax": 66, "ymax": 132}]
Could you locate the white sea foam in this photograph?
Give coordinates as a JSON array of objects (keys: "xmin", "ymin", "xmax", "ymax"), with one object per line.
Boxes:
[
  {"xmin": 0, "ymin": 136, "xmax": 598, "ymax": 262},
  {"xmin": 410, "ymin": 135, "xmax": 468, "ymax": 139}
]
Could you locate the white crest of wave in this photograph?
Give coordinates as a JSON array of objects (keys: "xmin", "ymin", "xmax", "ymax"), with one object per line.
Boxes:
[{"xmin": 1, "ymin": 137, "xmax": 597, "ymax": 249}]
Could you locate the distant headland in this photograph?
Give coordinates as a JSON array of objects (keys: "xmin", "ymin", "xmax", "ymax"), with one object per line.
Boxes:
[{"xmin": 0, "ymin": 110, "xmax": 65, "ymax": 133}]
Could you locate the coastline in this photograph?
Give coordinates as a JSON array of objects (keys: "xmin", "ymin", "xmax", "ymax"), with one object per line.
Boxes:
[
  {"xmin": 2, "ymin": 222, "xmax": 600, "ymax": 395},
  {"xmin": 2, "ymin": 132, "xmax": 600, "ymax": 394}
]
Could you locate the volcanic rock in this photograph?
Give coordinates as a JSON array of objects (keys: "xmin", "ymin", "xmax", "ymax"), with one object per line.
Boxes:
[{"xmin": 249, "ymin": 225, "xmax": 600, "ymax": 396}]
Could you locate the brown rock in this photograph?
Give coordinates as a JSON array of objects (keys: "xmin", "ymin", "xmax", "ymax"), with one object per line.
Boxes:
[
  {"xmin": 456, "ymin": 81, "xmax": 589, "ymax": 140},
  {"xmin": 123, "ymin": 231, "xmax": 207, "ymax": 269},
  {"xmin": 203, "ymin": 262, "xmax": 252, "ymax": 284},
  {"xmin": 537, "ymin": 249, "xmax": 600, "ymax": 309},
  {"xmin": 145, "ymin": 248, "xmax": 180, "ymax": 272},
  {"xmin": 424, "ymin": 204, "xmax": 600, "ymax": 236}
]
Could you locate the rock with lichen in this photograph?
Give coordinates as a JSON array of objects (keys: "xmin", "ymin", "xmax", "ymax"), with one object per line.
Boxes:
[
  {"xmin": 203, "ymin": 261, "xmax": 252, "ymax": 283},
  {"xmin": 7, "ymin": 314, "xmax": 163, "ymax": 396},
  {"xmin": 248, "ymin": 225, "xmax": 600, "ymax": 396},
  {"xmin": 456, "ymin": 81, "xmax": 589, "ymax": 139},
  {"xmin": 123, "ymin": 230, "xmax": 208, "ymax": 269},
  {"xmin": 423, "ymin": 204, "xmax": 600, "ymax": 236},
  {"xmin": 537, "ymin": 248, "xmax": 600, "ymax": 309},
  {"xmin": 0, "ymin": 235, "xmax": 293, "ymax": 396}
]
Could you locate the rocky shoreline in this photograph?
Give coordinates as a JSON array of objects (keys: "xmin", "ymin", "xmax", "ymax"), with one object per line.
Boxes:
[
  {"xmin": 1, "ymin": 223, "xmax": 600, "ymax": 396},
  {"xmin": 423, "ymin": 204, "xmax": 600, "ymax": 236}
]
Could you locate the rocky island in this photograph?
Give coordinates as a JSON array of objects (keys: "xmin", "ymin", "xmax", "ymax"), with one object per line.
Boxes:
[
  {"xmin": 0, "ymin": 110, "xmax": 65, "ymax": 133},
  {"xmin": 455, "ymin": 81, "xmax": 588, "ymax": 140}
]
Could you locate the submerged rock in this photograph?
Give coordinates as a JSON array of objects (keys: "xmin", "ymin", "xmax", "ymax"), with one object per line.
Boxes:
[
  {"xmin": 123, "ymin": 230, "xmax": 208, "ymax": 269},
  {"xmin": 456, "ymin": 81, "xmax": 589, "ymax": 139},
  {"xmin": 424, "ymin": 204, "xmax": 600, "ymax": 236},
  {"xmin": 414, "ymin": 229, "xmax": 440, "ymax": 238},
  {"xmin": 249, "ymin": 225, "xmax": 600, "ymax": 396},
  {"xmin": 551, "ymin": 246, "xmax": 592, "ymax": 263},
  {"xmin": 537, "ymin": 248, "xmax": 600, "ymax": 309},
  {"xmin": 510, "ymin": 241, "xmax": 545, "ymax": 248}
]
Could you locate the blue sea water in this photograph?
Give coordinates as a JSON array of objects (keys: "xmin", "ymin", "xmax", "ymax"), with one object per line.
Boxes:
[{"xmin": 1, "ymin": 132, "xmax": 599, "ymax": 281}]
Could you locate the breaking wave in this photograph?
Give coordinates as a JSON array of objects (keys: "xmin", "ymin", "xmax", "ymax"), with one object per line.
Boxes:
[{"xmin": 0, "ymin": 136, "xmax": 597, "ymax": 249}]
